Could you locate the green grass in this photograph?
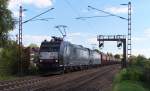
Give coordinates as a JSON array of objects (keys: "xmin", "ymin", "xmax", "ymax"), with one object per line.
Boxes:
[
  {"xmin": 113, "ymin": 81, "xmax": 148, "ymax": 91},
  {"xmin": 0, "ymin": 75, "xmax": 17, "ymax": 81},
  {"xmin": 113, "ymin": 67, "xmax": 150, "ymax": 91}
]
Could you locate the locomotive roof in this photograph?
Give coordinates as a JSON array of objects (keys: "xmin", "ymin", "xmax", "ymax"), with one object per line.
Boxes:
[{"xmin": 63, "ymin": 41, "xmax": 91, "ymax": 50}]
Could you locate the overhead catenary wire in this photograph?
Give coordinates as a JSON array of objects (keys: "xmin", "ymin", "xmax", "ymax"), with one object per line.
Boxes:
[
  {"xmin": 63, "ymin": 0, "xmax": 80, "ymax": 16},
  {"xmin": 63, "ymin": 0, "xmax": 94, "ymax": 30},
  {"xmin": 76, "ymin": 15, "xmax": 112, "ymax": 19},
  {"xmin": 88, "ymin": 6, "xmax": 128, "ymax": 20},
  {"xmin": 23, "ymin": 8, "xmax": 54, "ymax": 24},
  {"xmin": 16, "ymin": 18, "xmax": 55, "ymax": 23},
  {"xmin": 76, "ymin": 6, "xmax": 128, "ymax": 20},
  {"xmin": 26, "ymin": 18, "xmax": 55, "ymax": 22}
]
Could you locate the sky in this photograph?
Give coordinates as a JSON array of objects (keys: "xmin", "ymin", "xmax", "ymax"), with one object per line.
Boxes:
[{"xmin": 8, "ymin": 0, "xmax": 150, "ymax": 58}]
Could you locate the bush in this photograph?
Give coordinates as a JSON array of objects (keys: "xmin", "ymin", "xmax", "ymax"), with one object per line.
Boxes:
[
  {"xmin": 0, "ymin": 45, "xmax": 19, "ymax": 75},
  {"xmin": 113, "ymin": 55, "xmax": 150, "ymax": 91},
  {"xmin": 143, "ymin": 61, "xmax": 150, "ymax": 84},
  {"xmin": 0, "ymin": 41, "xmax": 30, "ymax": 76},
  {"xmin": 113, "ymin": 69, "xmax": 128, "ymax": 83},
  {"xmin": 127, "ymin": 67, "xmax": 143, "ymax": 81},
  {"xmin": 114, "ymin": 67, "xmax": 143, "ymax": 83},
  {"xmin": 130, "ymin": 55, "xmax": 147, "ymax": 68},
  {"xmin": 113, "ymin": 81, "xmax": 147, "ymax": 91},
  {"xmin": 28, "ymin": 66, "xmax": 39, "ymax": 75}
]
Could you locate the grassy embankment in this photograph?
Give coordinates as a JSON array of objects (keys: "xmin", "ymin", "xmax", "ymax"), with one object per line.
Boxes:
[
  {"xmin": 113, "ymin": 55, "xmax": 150, "ymax": 91},
  {"xmin": 0, "ymin": 75, "xmax": 16, "ymax": 81}
]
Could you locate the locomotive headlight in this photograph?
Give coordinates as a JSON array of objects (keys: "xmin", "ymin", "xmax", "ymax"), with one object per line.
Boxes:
[
  {"xmin": 40, "ymin": 60, "xmax": 43, "ymax": 62},
  {"xmin": 55, "ymin": 60, "xmax": 58, "ymax": 62}
]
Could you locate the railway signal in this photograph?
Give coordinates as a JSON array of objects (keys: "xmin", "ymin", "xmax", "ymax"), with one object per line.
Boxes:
[
  {"xmin": 117, "ymin": 41, "xmax": 122, "ymax": 49},
  {"xmin": 99, "ymin": 41, "xmax": 104, "ymax": 48},
  {"xmin": 97, "ymin": 35, "xmax": 127, "ymax": 68}
]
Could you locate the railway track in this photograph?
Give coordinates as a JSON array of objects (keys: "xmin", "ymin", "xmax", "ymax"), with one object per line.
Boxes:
[
  {"xmin": 0, "ymin": 64, "xmax": 120, "ymax": 91},
  {"xmin": 0, "ymin": 75, "xmax": 61, "ymax": 91},
  {"xmin": 72, "ymin": 66, "xmax": 119, "ymax": 91},
  {"xmin": 35, "ymin": 65, "xmax": 119, "ymax": 91},
  {"xmin": 0, "ymin": 76, "xmax": 43, "ymax": 91}
]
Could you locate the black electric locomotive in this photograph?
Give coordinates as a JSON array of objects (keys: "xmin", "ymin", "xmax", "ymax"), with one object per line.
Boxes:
[{"xmin": 37, "ymin": 36, "xmax": 101, "ymax": 73}]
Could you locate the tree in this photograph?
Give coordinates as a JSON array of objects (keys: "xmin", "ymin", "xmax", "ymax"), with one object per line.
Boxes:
[
  {"xmin": 0, "ymin": 0, "xmax": 15, "ymax": 47},
  {"xmin": 93, "ymin": 49, "xmax": 100, "ymax": 52},
  {"xmin": 0, "ymin": 40, "xmax": 31, "ymax": 75},
  {"xmin": 28, "ymin": 43, "xmax": 38, "ymax": 48},
  {"xmin": 0, "ymin": 41, "xmax": 19, "ymax": 75},
  {"xmin": 114, "ymin": 54, "xmax": 120, "ymax": 59},
  {"xmin": 108, "ymin": 53, "xmax": 113, "ymax": 57}
]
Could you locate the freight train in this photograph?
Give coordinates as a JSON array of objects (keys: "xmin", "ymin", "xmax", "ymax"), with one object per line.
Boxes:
[{"xmin": 37, "ymin": 36, "xmax": 120, "ymax": 74}]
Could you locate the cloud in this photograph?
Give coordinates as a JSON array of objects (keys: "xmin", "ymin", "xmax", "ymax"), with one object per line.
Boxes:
[
  {"xmin": 11, "ymin": 10, "xmax": 26, "ymax": 18},
  {"xmin": 87, "ymin": 37, "xmax": 98, "ymax": 44},
  {"xmin": 8, "ymin": 0, "xmax": 53, "ymax": 9},
  {"xmin": 133, "ymin": 48, "xmax": 150, "ymax": 58},
  {"xmin": 144, "ymin": 28, "xmax": 150, "ymax": 37},
  {"xmin": 8, "ymin": 0, "xmax": 53, "ymax": 17},
  {"xmin": 132, "ymin": 36, "xmax": 148, "ymax": 43},
  {"xmin": 24, "ymin": 0, "xmax": 53, "ymax": 8},
  {"xmin": 105, "ymin": 6, "xmax": 128, "ymax": 14},
  {"xmin": 23, "ymin": 35, "xmax": 51, "ymax": 46},
  {"xmin": 68, "ymin": 32, "xmax": 81, "ymax": 37},
  {"xmin": 131, "ymin": 28, "xmax": 150, "ymax": 43}
]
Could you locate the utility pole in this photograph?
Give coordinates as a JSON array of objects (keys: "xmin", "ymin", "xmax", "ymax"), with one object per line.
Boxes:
[
  {"xmin": 120, "ymin": 2, "xmax": 132, "ymax": 60},
  {"xmin": 128, "ymin": 2, "xmax": 132, "ymax": 59},
  {"xmin": 16, "ymin": 34, "xmax": 18, "ymax": 44},
  {"xmin": 18, "ymin": 6, "xmax": 54, "ymax": 76},
  {"xmin": 18, "ymin": 5, "xmax": 23, "ymax": 76}
]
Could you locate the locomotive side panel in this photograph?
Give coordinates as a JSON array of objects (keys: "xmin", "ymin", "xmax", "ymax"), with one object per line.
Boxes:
[
  {"xmin": 91, "ymin": 51, "xmax": 101, "ymax": 65},
  {"xmin": 63, "ymin": 43, "xmax": 90, "ymax": 66},
  {"xmin": 76, "ymin": 47, "xmax": 90, "ymax": 65},
  {"xmin": 61, "ymin": 42, "xmax": 103, "ymax": 70}
]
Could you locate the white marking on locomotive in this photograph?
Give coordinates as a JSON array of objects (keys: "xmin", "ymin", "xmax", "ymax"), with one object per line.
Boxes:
[{"xmin": 40, "ymin": 52, "xmax": 58, "ymax": 59}]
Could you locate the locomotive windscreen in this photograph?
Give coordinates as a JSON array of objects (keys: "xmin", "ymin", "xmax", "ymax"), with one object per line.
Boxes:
[
  {"xmin": 39, "ymin": 40, "xmax": 61, "ymax": 60},
  {"xmin": 40, "ymin": 42, "xmax": 60, "ymax": 52}
]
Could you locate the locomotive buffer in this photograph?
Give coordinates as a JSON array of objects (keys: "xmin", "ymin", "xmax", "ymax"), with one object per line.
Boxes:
[{"xmin": 97, "ymin": 35, "xmax": 127, "ymax": 68}]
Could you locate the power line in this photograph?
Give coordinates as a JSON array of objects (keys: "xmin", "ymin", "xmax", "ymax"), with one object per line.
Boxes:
[
  {"xmin": 88, "ymin": 6, "xmax": 128, "ymax": 20},
  {"xmin": 63, "ymin": 0, "xmax": 94, "ymax": 30},
  {"xmin": 23, "ymin": 8, "xmax": 54, "ymax": 24},
  {"xmin": 24, "ymin": 18, "xmax": 55, "ymax": 22},
  {"xmin": 76, "ymin": 15, "xmax": 111, "ymax": 19},
  {"xmin": 16, "ymin": 18, "xmax": 55, "ymax": 23},
  {"xmin": 63, "ymin": 0, "xmax": 80, "ymax": 16}
]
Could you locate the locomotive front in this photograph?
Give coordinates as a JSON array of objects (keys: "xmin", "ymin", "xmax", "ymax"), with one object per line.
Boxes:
[{"xmin": 38, "ymin": 37, "xmax": 63, "ymax": 72}]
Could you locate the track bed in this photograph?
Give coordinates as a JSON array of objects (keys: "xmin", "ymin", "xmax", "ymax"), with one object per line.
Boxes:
[{"xmin": 0, "ymin": 64, "xmax": 120, "ymax": 91}]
